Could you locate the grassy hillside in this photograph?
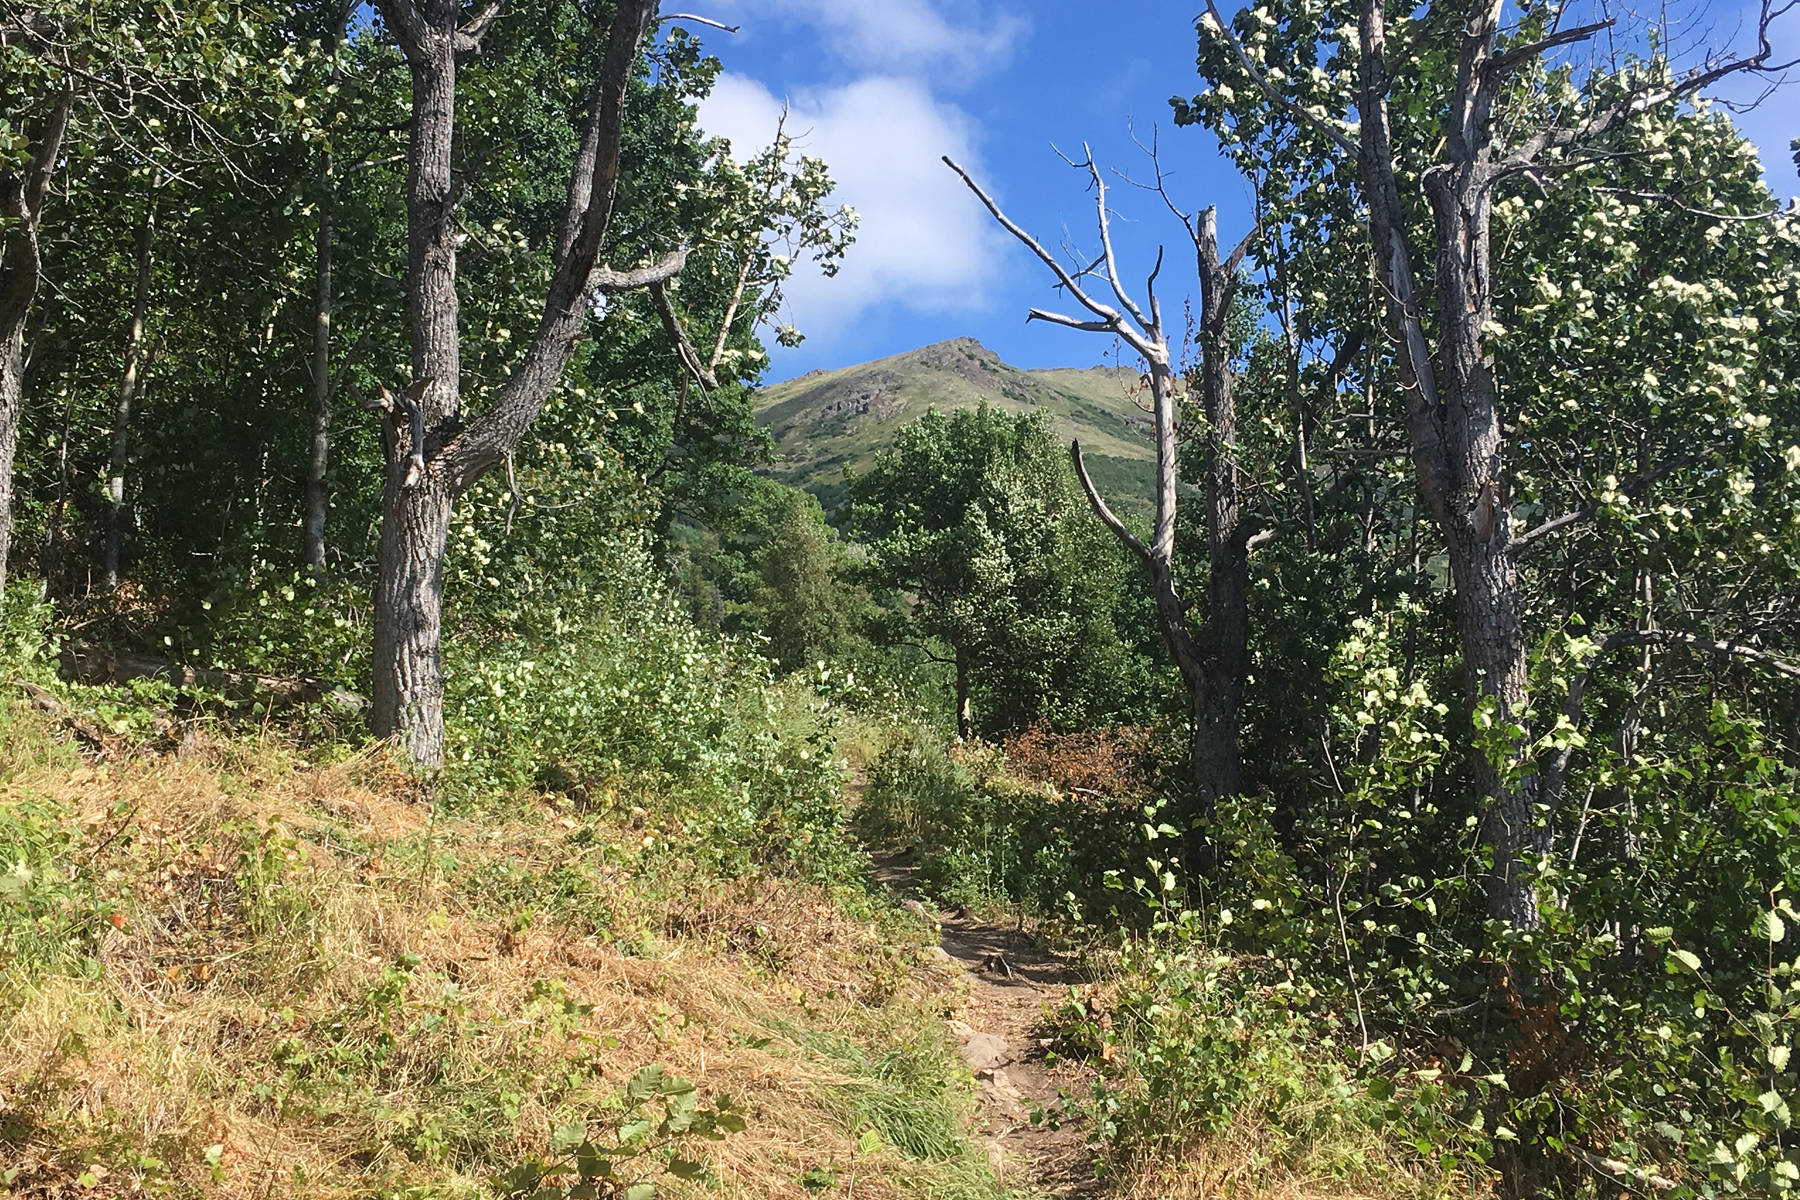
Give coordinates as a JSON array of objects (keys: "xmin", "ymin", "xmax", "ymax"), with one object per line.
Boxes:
[
  {"xmin": 754, "ymin": 339, "xmax": 1155, "ymax": 515},
  {"xmin": 0, "ymin": 705, "xmax": 1005, "ymax": 1200}
]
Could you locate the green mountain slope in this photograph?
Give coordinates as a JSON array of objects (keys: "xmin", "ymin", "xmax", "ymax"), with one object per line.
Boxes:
[{"xmin": 754, "ymin": 337, "xmax": 1155, "ymax": 513}]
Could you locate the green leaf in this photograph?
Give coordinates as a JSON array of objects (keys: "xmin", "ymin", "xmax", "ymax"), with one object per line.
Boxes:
[
  {"xmin": 1669, "ymin": 948, "xmax": 1702, "ymax": 973},
  {"xmin": 623, "ymin": 1185, "xmax": 656, "ymax": 1200},
  {"xmin": 627, "ymin": 1066, "xmax": 665, "ymax": 1100},
  {"xmin": 551, "ymin": 1121, "xmax": 588, "ymax": 1154},
  {"xmin": 667, "ymin": 1157, "xmax": 707, "ymax": 1180},
  {"xmin": 1767, "ymin": 910, "xmax": 1788, "ymax": 943}
]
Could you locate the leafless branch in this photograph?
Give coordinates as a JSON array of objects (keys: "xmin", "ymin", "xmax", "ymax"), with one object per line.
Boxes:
[
  {"xmin": 1070, "ymin": 439, "xmax": 1153, "ymax": 567},
  {"xmin": 659, "ymin": 12, "xmax": 740, "ymax": 33},
  {"xmin": 943, "ymin": 155, "xmax": 1149, "ymax": 357},
  {"xmin": 1488, "ymin": 19, "xmax": 1616, "ymax": 77},
  {"xmin": 648, "ymin": 278, "xmax": 718, "ymax": 392},
  {"xmin": 1501, "ymin": 0, "xmax": 1797, "ymax": 170}
]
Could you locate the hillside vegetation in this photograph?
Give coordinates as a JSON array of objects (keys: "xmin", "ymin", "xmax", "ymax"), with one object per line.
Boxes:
[
  {"xmin": 0, "ymin": 697, "xmax": 1007, "ymax": 1200},
  {"xmin": 2, "ymin": 1, "xmax": 1798, "ymax": 1199},
  {"xmin": 753, "ymin": 339, "xmax": 1157, "ymax": 514}
]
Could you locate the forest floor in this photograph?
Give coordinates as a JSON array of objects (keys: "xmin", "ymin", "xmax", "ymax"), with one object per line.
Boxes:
[{"xmin": 869, "ymin": 849, "xmax": 1098, "ymax": 1198}]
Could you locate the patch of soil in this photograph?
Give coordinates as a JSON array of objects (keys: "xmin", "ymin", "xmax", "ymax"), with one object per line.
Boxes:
[{"xmin": 871, "ymin": 849, "xmax": 1099, "ymax": 1197}]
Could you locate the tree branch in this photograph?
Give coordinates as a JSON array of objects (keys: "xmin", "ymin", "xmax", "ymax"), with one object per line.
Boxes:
[
  {"xmin": 440, "ymin": 0, "xmax": 667, "ymax": 494},
  {"xmin": 592, "ymin": 247, "xmax": 688, "ymax": 292},
  {"xmin": 1598, "ymin": 628, "xmax": 1800, "ymax": 680},
  {"xmin": 1501, "ymin": 0, "xmax": 1796, "ymax": 170},
  {"xmin": 1510, "ymin": 452, "xmax": 1704, "ymax": 557},
  {"xmin": 1487, "ymin": 18, "xmax": 1615, "ymax": 77},
  {"xmin": 1070, "ymin": 438, "xmax": 1154, "ymax": 568},
  {"xmin": 1202, "ymin": 0, "xmax": 1357, "ymax": 155},
  {"xmin": 659, "ymin": 12, "xmax": 740, "ymax": 33},
  {"xmin": 942, "ymin": 155, "xmax": 1150, "ymax": 358},
  {"xmin": 648, "ymin": 276, "xmax": 718, "ymax": 392},
  {"xmin": 454, "ymin": 1, "xmax": 503, "ymax": 53}
]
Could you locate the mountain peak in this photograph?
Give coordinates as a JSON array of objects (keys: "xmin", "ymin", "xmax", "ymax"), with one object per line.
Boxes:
[{"xmin": 754, "ymin": 340, "xmax": 1153, "ymax": 512}]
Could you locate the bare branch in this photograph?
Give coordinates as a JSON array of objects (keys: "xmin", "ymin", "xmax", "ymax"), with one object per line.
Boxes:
[
  {"xmin": 1502, "ymin": 0, "xmax": 1798, "ymax": 169},
  {"xmin": 591, "ymin": 247, "xmax": 688, "ymax": 293},
  {"xmin": 1487, "ymin": 18, "xmax": 1615, "ymax": 76},
  {"xmin": 659, "ymin": 12, "xmax": 740, "ymax": 33},
  {"xmin": 22, "ymin": 88, "xmax": 72, "ymax": 217},
  {"xmin": 648, "ymin": 277, "xmax": 718, "ymax": 392},
  {"xmin": 1071, "ymin": 439, "xmax": 1154, "ymax": 567},
  {"xmin": 943, "ymin": 155, "xmax": 1149, "ymax": 356},
  {"xmin": 1026, "ymin": 309, "xmax": 1116, "ymax": 332},
  {"xmin": 1081, "ymin": 145, "xmax": 1156, "ymax": 335}
]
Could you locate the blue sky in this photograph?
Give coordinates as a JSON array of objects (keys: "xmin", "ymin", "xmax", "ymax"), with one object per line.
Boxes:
[{"xmin": 690, "ymin": 1, "xmax": 1799, "ymax": 384}]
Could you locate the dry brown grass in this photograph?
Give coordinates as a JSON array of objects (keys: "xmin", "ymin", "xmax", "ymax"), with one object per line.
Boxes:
[{"xmin": 0, "ymin": 718, "xmax": 999, "ymax": 1200}]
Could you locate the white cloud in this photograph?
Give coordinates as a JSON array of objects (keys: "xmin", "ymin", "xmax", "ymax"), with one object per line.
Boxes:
[
  {"xmin": 707, "ymin": 0, "xmax": 1026, "ymax": 79},
  {"xmin": 698, "ymin": 72, "xmax": 1008, "ymax": 341}
]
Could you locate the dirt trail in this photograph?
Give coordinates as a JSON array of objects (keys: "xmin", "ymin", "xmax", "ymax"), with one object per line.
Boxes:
[{"xmin": 870, "ymin": 849, "xmax": 1097, "ymax": 1198}]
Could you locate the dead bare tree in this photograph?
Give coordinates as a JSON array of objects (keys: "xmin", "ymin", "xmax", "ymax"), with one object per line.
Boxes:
[
  {"xmin": 945, "ymin": 147, "xmax": 1263, "ymax": 814},
  {"xmin": 1206, "ymin": 0, "xmax": 1796, "ymax": 927}
]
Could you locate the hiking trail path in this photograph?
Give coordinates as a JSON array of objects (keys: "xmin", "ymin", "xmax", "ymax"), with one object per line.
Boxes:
[{"xmin": 869, "ymin": 848, "xmax": 1099, "ymax": 1199}]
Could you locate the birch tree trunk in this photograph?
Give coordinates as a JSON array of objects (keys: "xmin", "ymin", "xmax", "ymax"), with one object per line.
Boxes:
[{"xmin": 104, "ymin": 188, "xmax": 158, "ymax": 590}]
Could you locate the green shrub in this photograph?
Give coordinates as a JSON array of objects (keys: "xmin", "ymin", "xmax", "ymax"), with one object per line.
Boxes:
[
  {"xmin": 444, "ymin": 538, "xmax": 858, "ymax": 885},
  {"xmin": 855, "ymin": 726, "xmax": 1144, "ymax": 917}
]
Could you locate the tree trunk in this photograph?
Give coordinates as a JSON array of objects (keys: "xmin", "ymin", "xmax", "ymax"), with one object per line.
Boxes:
[
  {"xmin": 304, "ymin": 155, "xmax": 334, "ymax": 577},
  {"xmin": 105, "ymin": 190, "xmax": 158, "ymax": 590},
  {"xmin": 1354, "ymin": 0, "xmax": 1540, "ymax": 928},
  {"xmin": 369, "ymin": 30, "xmax": 460, "ymax": 761},
  {"xmin": 0, "ymin": 333, "xmax": 22, "ymax": 602},
  {"xmin": 1193, "ymin": 209, "xmax": 1250, "ymax": 806},
  {"xmin": 0, "ymin": 90, "xmax": 72, "ymax": 606},
  {"xmin": 953, "ymin": 643, "xmax": 972, "ymax": 742},
  {"xmin": 371, "ymin": 474, "xmax": 454, "ymax": 764},
  {"xmin": 367, "ymin": 0, "xmax": 676, "ymax": 764}
]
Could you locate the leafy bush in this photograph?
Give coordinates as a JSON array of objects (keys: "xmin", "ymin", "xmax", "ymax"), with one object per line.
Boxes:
[
  {"xmin": 1082, "ymin": 613, "xmax": 1800, "ymax": 1197},
  {"xmin": 1057, "ymin": 875, "xmax": 1468, "ymax": 1196},
  {"xmin": 855, "ymin": 727, "xmax": 1145, "ymax": 917},
  {"xmin": 445, "ymin": 537, "xmax": 858, "ymax": 884}
]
